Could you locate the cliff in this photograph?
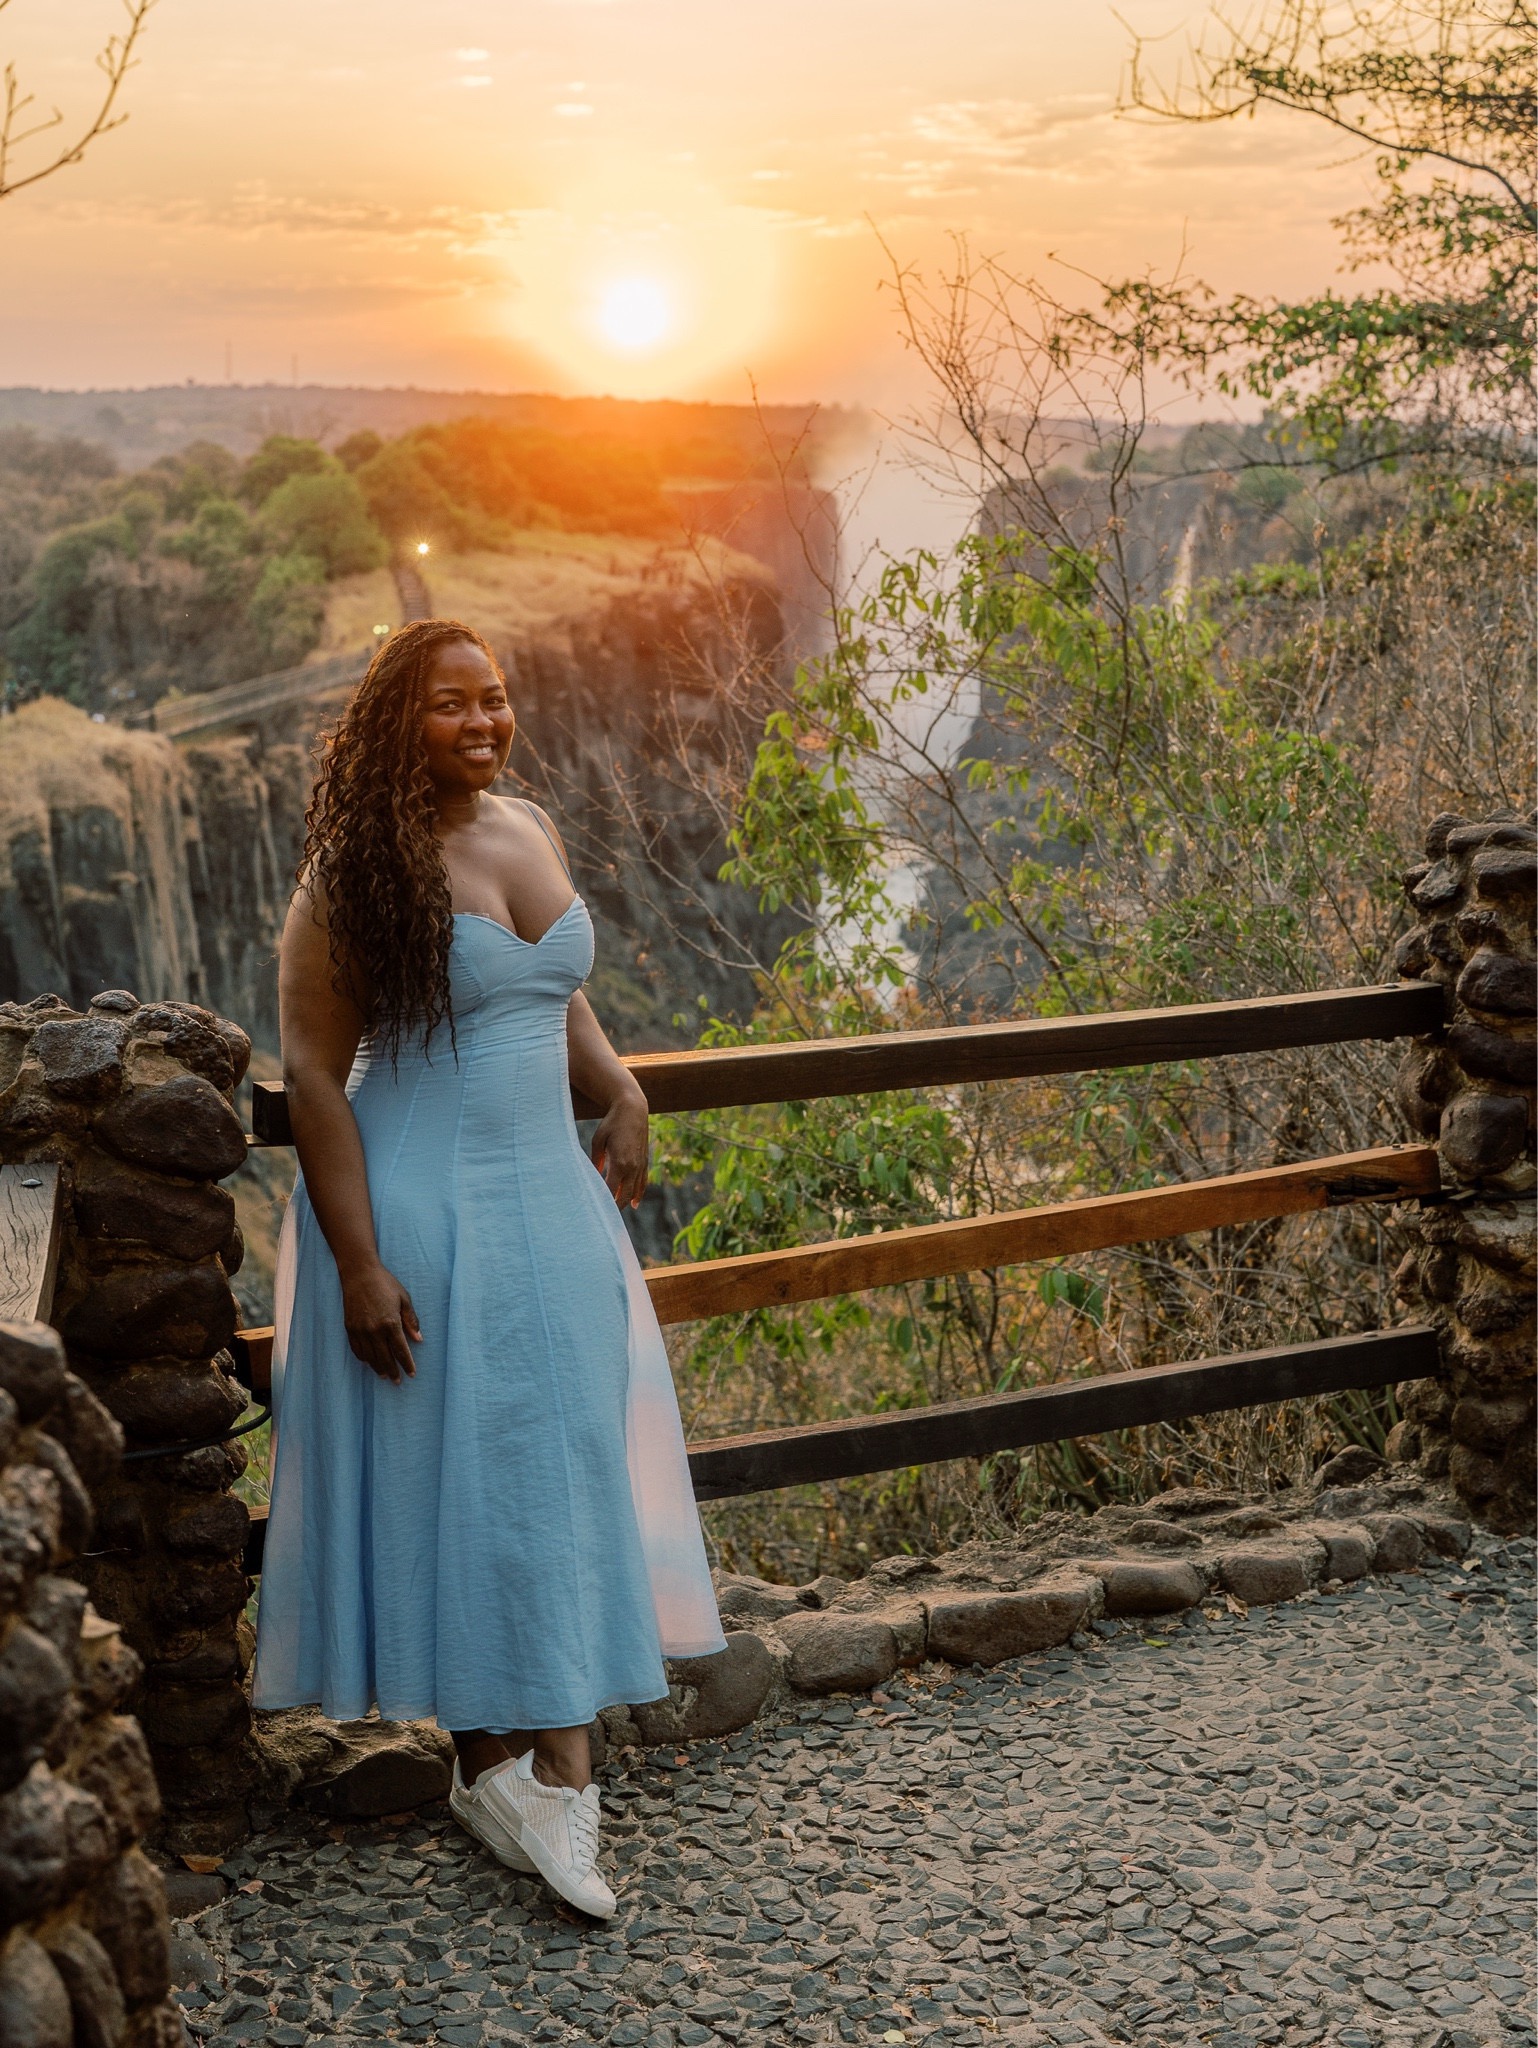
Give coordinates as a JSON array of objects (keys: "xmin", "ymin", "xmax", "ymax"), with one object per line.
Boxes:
[{"xmin": 0, "ymin": 700, "xmax": 307, "ymax": 1044}]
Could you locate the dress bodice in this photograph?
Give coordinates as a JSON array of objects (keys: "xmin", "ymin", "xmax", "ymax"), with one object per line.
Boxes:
[{"xmin": 347, "ymin": 899, "xmax": 594, "ymax": 1087}]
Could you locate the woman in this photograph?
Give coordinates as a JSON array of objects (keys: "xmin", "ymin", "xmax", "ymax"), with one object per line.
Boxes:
[{"xmin": 252, "ymin": 618, "xmax": 725, "ymax": 1918}]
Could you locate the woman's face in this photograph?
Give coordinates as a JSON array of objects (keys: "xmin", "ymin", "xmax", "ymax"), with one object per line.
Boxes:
[{"xmin": 419, "ymin": 640, "xmax": 516, "ymax": 800}]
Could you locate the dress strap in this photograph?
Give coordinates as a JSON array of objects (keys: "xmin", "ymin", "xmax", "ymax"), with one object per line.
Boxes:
[{"xmin": 520, "ymin": 799, "xmax": 574, "ymax": 886}]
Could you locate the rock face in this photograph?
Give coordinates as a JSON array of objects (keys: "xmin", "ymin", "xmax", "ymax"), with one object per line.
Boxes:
[
  {"xmin": 0, "ymin": 1320, "xmax": 184, "ymax": 2048},
  {"xmin": 0, "ymin": 990, "xmax": 257, "ymax": 1854},
  {"xmin": 0, "ymin": 697, "xmax": 309, "ymax": 1050},
  {"xmin": 1391, "ymin": 810, "xmax": 1536, "ymax": 1533}
]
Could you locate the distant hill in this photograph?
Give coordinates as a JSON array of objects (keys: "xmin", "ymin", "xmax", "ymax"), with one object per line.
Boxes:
[{"xmin": 0, "ymin": 383, "xmax": 864, "ymax": 477}]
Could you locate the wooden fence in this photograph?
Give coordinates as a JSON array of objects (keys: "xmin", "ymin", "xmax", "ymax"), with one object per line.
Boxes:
[{"xmin": 222, "ymin": 978, "xmax": 1444, "ymax": 1567}]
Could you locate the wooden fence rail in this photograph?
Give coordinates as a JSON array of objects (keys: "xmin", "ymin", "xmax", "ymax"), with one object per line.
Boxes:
[
  {"xmin": 238, "ymin": 1324, "xmax": 1437, "ymax": 1568},
  {"xmin": 227, "ymin": 1142, "xmax": 1436, "ymax": 1396},
  {"xmin": 247, "ymin": 982, "xmax": 1444, "ymax": 1141}
]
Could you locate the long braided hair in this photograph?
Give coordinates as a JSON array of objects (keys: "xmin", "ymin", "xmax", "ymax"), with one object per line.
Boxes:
[{"xmin": 300, "ymin": 617, "xmax": 504, "ymax": 1062}]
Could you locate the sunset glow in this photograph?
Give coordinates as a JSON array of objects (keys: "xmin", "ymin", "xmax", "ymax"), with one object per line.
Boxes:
[
  {"xmin": 597, "ymin": 278, "xmax": 671, "ymax": 353},
  {"xmin": 0, "ymin": 2, "xmax": 1373, "ymax": 405}
]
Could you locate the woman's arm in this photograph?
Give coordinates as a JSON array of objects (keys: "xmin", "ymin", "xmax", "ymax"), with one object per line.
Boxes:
[
  {"xmin": 278, "ymin": 887, "xmax": 421, "ymax": 1382},
  {"xmin": 567, "ymin": 990, "xmax": 649, "ymax": 1209}
]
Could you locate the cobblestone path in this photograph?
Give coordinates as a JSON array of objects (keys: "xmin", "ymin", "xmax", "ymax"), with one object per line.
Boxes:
[{"xmin": 183, "ymin": 1536, "xmax": 1535, "ymax": 2048}]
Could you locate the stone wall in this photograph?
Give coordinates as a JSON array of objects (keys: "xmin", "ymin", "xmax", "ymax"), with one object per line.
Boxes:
[
  {"xmin": 1390, "ymin": 809, "xmax": 1536, "ymax": 1532},
  {"xmin": 0, "ymin": 1319, "xmax": 185, "ymax": 2047},
  {"xmin": 0, "ymin": 989, "xmax": 257, "ymax": 1854}
]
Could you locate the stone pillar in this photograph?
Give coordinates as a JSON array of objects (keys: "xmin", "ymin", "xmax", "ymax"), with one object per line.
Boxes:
[
  {"xmin": 0, "ymin": 1320, "xmax": 185, "ymax": 2048},
  {"xmin": 0, "ymin": 990, "xmax": 259, "ymax": 1852},
  {"xmin": 1391, "ymin": 809, "xmax": 1536, "ymax": 1532}
]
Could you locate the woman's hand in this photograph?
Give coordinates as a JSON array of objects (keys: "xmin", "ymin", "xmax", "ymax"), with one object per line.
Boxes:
[
  {"xmin": 340, "ymin": 1262, "xmax": 422, "ymax": 1383},
  {"xmin": 591, "ymin": 1085, "xmax": 649, "ymax": 1209}
]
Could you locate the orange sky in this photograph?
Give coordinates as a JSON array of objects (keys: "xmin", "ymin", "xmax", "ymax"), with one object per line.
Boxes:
[{"xmin": 3, "ymin": 0, "xmax": 1381, "ymax": 409}]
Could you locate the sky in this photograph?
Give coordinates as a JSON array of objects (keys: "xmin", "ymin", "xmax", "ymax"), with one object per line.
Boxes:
[{"xmin": 2, "ymin": 0, "xmax": 1381, "ymax": 412}]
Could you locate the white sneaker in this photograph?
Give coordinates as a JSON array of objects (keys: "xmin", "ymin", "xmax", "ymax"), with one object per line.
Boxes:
[
  {"xmin": 448, "ymin": 1759, "xmax": 535, "ymax": 1873},
  {"xmin": 477, "ymin": 1748, "xmax": 616, "ymax": 1919}
]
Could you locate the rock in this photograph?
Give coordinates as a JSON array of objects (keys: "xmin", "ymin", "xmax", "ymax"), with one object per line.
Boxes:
[
  {"xmin": 1400, "ymin": 1376, "xmax": 1453, "ymax": 1426},
  {"xmin": 26, "ymin": 1574, "xmax": 88, "ymax": 1661},
  {"xmin": 1121, "ymin": 1518, "xmax": 1202, "ymax": 1548},
  {"xmin": 42, "ymin": 1374, "xmax": 122, "ymax": 1491},
  {"xmin": 1313, "ymin": 1524, "xmax": 1375, "ymax": 1583},
  {"xmin": 796, "ymin": 1574, "xmax": 850, "ymax": 1610},
  {"xmin": 1140, "ymin": 1488, "xmax": 1243, "ymax": 1519},
  {"xmin": 1473, "ymin": 845, "xmax": 1538, "ymax": 898},
  {"xmin": 1414, "ymin": 1507, "xmax": 1471, "ymax": 1556},
  {"xmin": 1099, "ymin": 1559, "xmax": 1206, "ymax": 1616},
  {"xmin": 0, "ymin": 1933, "xmax": 72, "ymax": 2048},
  {"xmin": 88, "ymin": 992, "xmax": 139, "ymax": 1015},
  {"xmin": 295, "ymin": 1718, "xmax": 452, "ymax": 1818},
  {"xmin": 145, "ymin": 1624, "xmax": 243, "ymax": 1686},
  {"xmin": 1450, "ymin": 1390, "xmax": 1533, "ymax": 1453},
  {"xmin": 926, "ymin": 1579, "xmax": 1095, "ymax": 1666},
  {"xmin": 94, "ymin": 1075, "xmax": 247, "ymax": 1181},
  {"xmin": 0, "ymin": 1461, "xmax": 62, "ymax": 1605},
  {"xmin": 146, "ymin": 1557, "xmax": 250, "ymax": 1630},
  {"xmin": 95, "ymin": 1358, "xmax": 247, "ymax": 1448},
  {"xmin": 1393, "ymin": 1040, "xmax": 1456, "ymax": 1136},
  {"xmin": 0, "ymin": 1764, "xmax": 72, "ymax": 1920},
  {"xmin": 72, "ymin": 1162, "xmax": 236, "ymax": 1262},
  {"xmin": 1447, "ymin": 1020, "xmax": 1534, "ymax": 1087},
  {"xmin": 74, "ymin": 1613, "xmax": 143, "ymax": 1719},
  {"xmin": 31, "ymin": 1016, "xmax": 128, "ymax": 1104},
  {"xmin": 633, "ymin": 1632, "xmax": 778, "ymax": 1742},
  {"xmin": 776, "ymin": 1611, "xmax": 899, "ymax": 1694},
  {"xmin": 1410, "ymin": 860, "xmax": 1463, "ymax": 909},
  {"xmin": 1459, "ymin": 1285, "xmax": 1533, "ymax": 1336},
  {"xmin": 127, "ymin": 1005, "xmax": 236, "ymax": 1095},
  {"xmin": 160, "ymin": 1493, "xmax": 250, "ymax": 1557},
  {"xmin": 61, "ymin": 1260, "xmax": 238, "ymax": 1364},
  {"xmin": 1448, "ymin": 1441, "xmax": 1502, "ymax": 1499},
  {"xmin": 42, "ymin": 1924, "xmax": 127, "ymax": 2048},
  {"xmin": 0, "ymin": 1319, "xmax": 68, "ymax": 1423},
  {"xmin": 1383, "ymin": 1419, "xmax": 1420, "ymax": 1463},
  {"xmin": 121, "ymin": 2003, "xmax": 187, "ymax": 2048},
  {"xmin": 30, "ymin": 1434, "xmax": 94, "ymax": 1557},
  {"xmin": 0, "ymin": 1623, "xmax": 73, "ymax": 1791},
  {"xmin": 1214, "ymin": 1546, "xmax": 1317, "ymax": 1605},
  {"xmin": 713, "ymin": 1573, "xmax": 811, "ymax": 1623},
  {"xmin": 63, "ymin": 1716, "xmax": 162, "ymax": 1854},
  {"xmin": 87, "ymin": 1850, "xmax": 172, "ymax": 2008},
  {"xmin": 161, "ymin": 1869, "xmax": 226, "ymax": 1918},
  {"xmin": 1314, "ymin": 1446, "xmax": 1388, "ymax": 1487},
  {"xmin": 155, "ymin": 1442, "xmax": 244, "ymax": 1494},
  {"xmin": 1358, "ymin": 1514, "xmax": 1424, "ymax": 1573},
  {"xmin": 1457, "ymin": 948, "xmax": 1537, "ymax": 1017},
  {"xmin": 1207, "ymin": 1507, "xmax": 1288, "ymax": 1538},
  {"xmin": 136, "ymin": 1682, "xmax": 250, "ymax": 1751},
  {"xmin": 1440, "ymin": 1091, "xmax": 1530, "ymax": 1177}
]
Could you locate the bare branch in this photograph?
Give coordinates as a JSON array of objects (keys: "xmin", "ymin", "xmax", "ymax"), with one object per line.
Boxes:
[{"xmin": 0, "ymin": 0, "xmax": 158, "ymax": 202}]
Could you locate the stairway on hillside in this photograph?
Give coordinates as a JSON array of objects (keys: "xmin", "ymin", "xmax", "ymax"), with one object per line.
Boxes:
[{"xmin": 392, "ymin": 556, "xmax": 433, "ymax": 622}]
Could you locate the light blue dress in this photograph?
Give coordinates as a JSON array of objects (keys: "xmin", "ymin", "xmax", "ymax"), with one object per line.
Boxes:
[{"xmin": 252, "ymin": 892, "xmax": 725, "ymax": 1732}]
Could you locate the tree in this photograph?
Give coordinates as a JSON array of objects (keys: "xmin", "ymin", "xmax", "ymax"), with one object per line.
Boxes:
[
  {"xmin": 1115, "ymin": 0, "xmax": 1536, "ymax": 464},
  {"xmin": 0, "ymin": 0, "xmax": 158, "ymax": 202}
]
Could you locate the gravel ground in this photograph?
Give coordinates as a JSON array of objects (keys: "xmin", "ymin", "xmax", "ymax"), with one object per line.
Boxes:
[{"xmin": 181, "ymin": 1535, "xmax": 1536, "ymax": 2048}]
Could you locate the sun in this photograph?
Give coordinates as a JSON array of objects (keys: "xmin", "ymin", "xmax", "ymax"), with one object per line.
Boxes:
[{"xmin": 596, "ymin": 276, "xmax": 672, "ymax": 353}]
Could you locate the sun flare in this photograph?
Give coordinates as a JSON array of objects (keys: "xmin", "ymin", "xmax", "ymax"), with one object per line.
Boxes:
[
  {"xmin": 596, "ymin": 276, "xmax": 671, "ymax": 353},
  {"xmin": 491, "ymin": 179, "xmax": 781, "ymax": 399}
]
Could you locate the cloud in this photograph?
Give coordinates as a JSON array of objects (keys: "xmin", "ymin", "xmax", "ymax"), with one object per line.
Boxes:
[
  {"xmin": 552, "ymin": 102, "xmax": 594, "ymax": 117},
  {"xmin": 455, "ymin": 47, "xmax": 490, "ymax": 60}
]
